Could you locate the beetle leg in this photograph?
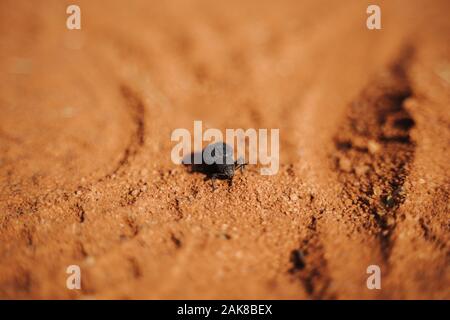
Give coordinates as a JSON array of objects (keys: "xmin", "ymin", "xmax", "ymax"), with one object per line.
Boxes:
[
  {"xmin": 211, "ymin": 174, "xmax": 217, "ymax": 190},
  {"xmin": 234, "ymin": 161, "xmax": 247, "ymax": 173}
]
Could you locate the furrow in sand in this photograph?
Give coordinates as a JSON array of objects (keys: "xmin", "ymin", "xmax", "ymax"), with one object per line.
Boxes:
[
  {"xmin": 106, "ymin": 85, "xmax": 146, "ymax": 178},
  {"xmin": 333, "ymin": 47, "xmax": 415, "ymax": 265},
  {"xmin": 289, "ymin": 213, "xmax": 334, "ymax": 299}
]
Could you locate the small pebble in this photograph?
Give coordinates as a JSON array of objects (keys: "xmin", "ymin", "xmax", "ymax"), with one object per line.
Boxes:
[
  {"xmin": 368, "ymin": 140, "xmax": 381, "ymax": 154},
  {"xmin": 338, "ymin": 157, "xmax": 352, "ymax": 172},
  {"xmin": 84, "ymin": 256, "xmax": 95, "ymax": 266},
  {"xmin": 355, "ymin": 165, "xmax": 369, "ymax": 176}
]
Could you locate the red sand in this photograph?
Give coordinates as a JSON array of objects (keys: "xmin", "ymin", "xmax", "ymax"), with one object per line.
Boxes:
[{"xmin": 0, "ymin": 0, "xmax": 449, "ymax": 299}]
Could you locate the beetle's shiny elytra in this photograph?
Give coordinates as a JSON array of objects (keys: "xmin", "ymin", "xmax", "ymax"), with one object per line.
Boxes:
[{"xmin": 202, "ymin": 142, "xmax": 246, "ymax": 189}]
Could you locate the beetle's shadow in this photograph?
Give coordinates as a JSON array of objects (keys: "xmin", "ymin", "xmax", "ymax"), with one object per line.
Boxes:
[{"xmin": 182, "ymin": 152, "xmax": 215, "ymax": 179}]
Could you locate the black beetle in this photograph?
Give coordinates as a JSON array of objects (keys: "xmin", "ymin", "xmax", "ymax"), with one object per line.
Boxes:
[{"xmin": 201, "ymin": 142, "xmax": 246, "ymax": 189}]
